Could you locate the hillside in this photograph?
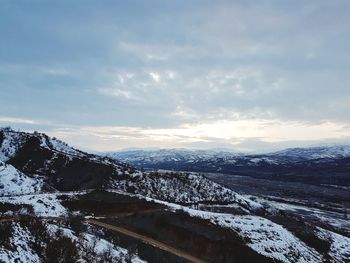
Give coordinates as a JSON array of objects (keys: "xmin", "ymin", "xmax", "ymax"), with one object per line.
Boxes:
[
  {"xmin": 0, "ymin": 128, "xmax": 253, "ymax": 205},
  {"xmin": 0, "ymin": 128, "xmax": 350, "ymax": 262}
]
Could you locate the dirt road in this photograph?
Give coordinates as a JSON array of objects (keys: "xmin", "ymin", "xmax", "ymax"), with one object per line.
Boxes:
[{"xmin": 87, "ymin": 219, "xmax": 207, "ymax": 263}]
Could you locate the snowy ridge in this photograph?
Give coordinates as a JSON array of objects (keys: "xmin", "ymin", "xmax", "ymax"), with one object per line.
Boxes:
[
  {"xmin": 0, "ymin": 128, "xmax": 142, "ymax": 191},
  {"xmin": 40, "ymin": 136, "xmax": 86, "ymax": 158},
  {"xmin": 0, "ymin": 128, "xmax": 86, "ymax": 160},
  {"xmin": 0, "ymin": 128, "xmax": 120, "ymax": 168},
  {"xmin": 110, "ymin": 171, "xmax": 262, "ymax": 211}
]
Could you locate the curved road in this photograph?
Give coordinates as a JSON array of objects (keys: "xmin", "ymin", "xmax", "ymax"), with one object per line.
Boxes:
[
  {"xmin": 87, "ymin": 219, "xmax": 207, "ymax": 263},
  {"xmin": 0, "ymin": 216, "xmax": 207, "ymax": 263}
]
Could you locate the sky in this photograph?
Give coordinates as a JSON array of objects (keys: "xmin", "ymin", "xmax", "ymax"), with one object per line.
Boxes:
[{"xmin": 1, "ymin": 0, "xmax": 350, "ymax": 152}]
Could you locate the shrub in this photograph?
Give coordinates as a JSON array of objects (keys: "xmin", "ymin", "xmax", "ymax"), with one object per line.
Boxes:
[
  {"xmin": 0, "ymin": 221, "xmax": 12, "ymax": 249},
  {"xmin": 44, "ymin": 230, "xmax": 79, "ymax": 263},
  {"xmin": 24, "ymin": 217, "xmax": 50, "ymax": 257}
]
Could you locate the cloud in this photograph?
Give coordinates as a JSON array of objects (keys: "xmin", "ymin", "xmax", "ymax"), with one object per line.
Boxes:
[
  {"xmin": 39, "ymin": 116, "xmax": 350, "ymax": 152},
  {"xmin": 149, "ymin": 72, "xmax": 160, "ymax": 83},
  {"xmin": 0, "ymin": 117, "xmax": 38, "ymax": 125},
  {"xmin": 98, "ymin": 87, "xmax": 138, "ymax": 101},
  {"xmin": 1, "ymin": 1, "xmax": 350, "ymax": 151}
]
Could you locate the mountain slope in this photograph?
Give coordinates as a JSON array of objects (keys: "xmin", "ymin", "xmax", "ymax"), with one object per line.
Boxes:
[
  {"xmin": 110, "ymin": 172, "xmax": 262, "ymax": 211},
  {"xmin": 0, "ymin": 128, "xmax": 252, "ymax": 205},
  {"xmin": 0, "ymin": 161, "xmax": 44, "ymax": 196},
  {"xmin": 0, "ymin": 128, "xmax": 137, "ymax": 191},
  {"xmin": 1, "ymin": 128, "xmax": 350, "ymax": 263}
]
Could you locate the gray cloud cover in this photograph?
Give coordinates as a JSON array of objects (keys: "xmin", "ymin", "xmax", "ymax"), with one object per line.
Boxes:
[{"xmin": 1, "ymin": 0, "xmax": 350, "ymax": 151}]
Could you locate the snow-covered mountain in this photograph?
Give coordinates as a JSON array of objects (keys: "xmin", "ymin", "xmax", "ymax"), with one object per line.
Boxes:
[
  {"xmin": 111, "ymin": 145, "xmax": 350, "ymax": 167},
  {"xmin": 107, "ymin": 149, "xmax": 241, "ymax": 165},
  {"xmin": 0, "ymin": 127, "xmax": 253, "ymax": 205},
  {"xmin": 111, "ymin": 147, "xmax": 350, "ymax": 187},
  {"xmin": 1, "ymin": 128, "xmax": 350, "ymax": 263},
  {"xmin": 0, "ymin": 128, "xmax": 131, "ymax": 191}
]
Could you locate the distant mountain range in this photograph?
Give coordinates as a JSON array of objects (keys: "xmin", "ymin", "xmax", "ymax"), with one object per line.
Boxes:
[
  {"xmin": 106, "ymin": 146, "xmax": 350, "ymax": 186},
  {"xmin": 272, "ymin": 145, "xmax": 350, "ymax": 160},
  {"xmin": 1, "ymin": 127, "xmax": 350, "ymax": 262}
]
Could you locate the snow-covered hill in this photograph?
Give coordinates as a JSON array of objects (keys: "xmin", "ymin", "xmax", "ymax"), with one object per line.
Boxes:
[
  {"xmin": 1, "ymin": 127, "xmax": 350, "ymax": 263},
  {"xmin": 0, "ymin": 128, "xmax": 254, "ymax": 209},
  {"xmin": 110, "ymin": 172, "xmax": 262, "ymax": 211},
  {"xmin": 0, "ymin": 127, "xmax": 138, "ymax": 191}
]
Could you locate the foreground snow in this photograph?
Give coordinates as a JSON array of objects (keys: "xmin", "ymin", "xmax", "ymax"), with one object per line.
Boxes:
[
  {"xmin": 0, "ymin": 162, "xmax": 43, "ymax": 197},
  {"xmin": 315, "ymin": 227, "xmax": 350, "ymax": 263},
  {"xmin": 157, "ymin": 200, "xmax": 322, "ymax": 262},
  {"xmin": 0, "ymin": 223, "xmax": 40, "ymax": 263},
  {"xmin": 0, "ymin": 222, "xmax": 147, "ymax": 263},
  {"xmin": 121, "ymin": 193, "xmax": 350, "ymax": 263},
  {"xmin": 187, "ymin": 211, "xmax": 322, "ymax": 263},
  {"xmin": 107, "ymin": 190, "xmax": 326, "ymax": 262},
  {"xmin": 47, "ymin": 224, "xmax": 147, "ymax": 263},
  {"xmin": 0, "ymin": 193, "xmax": 68, "ymax": 217}
]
